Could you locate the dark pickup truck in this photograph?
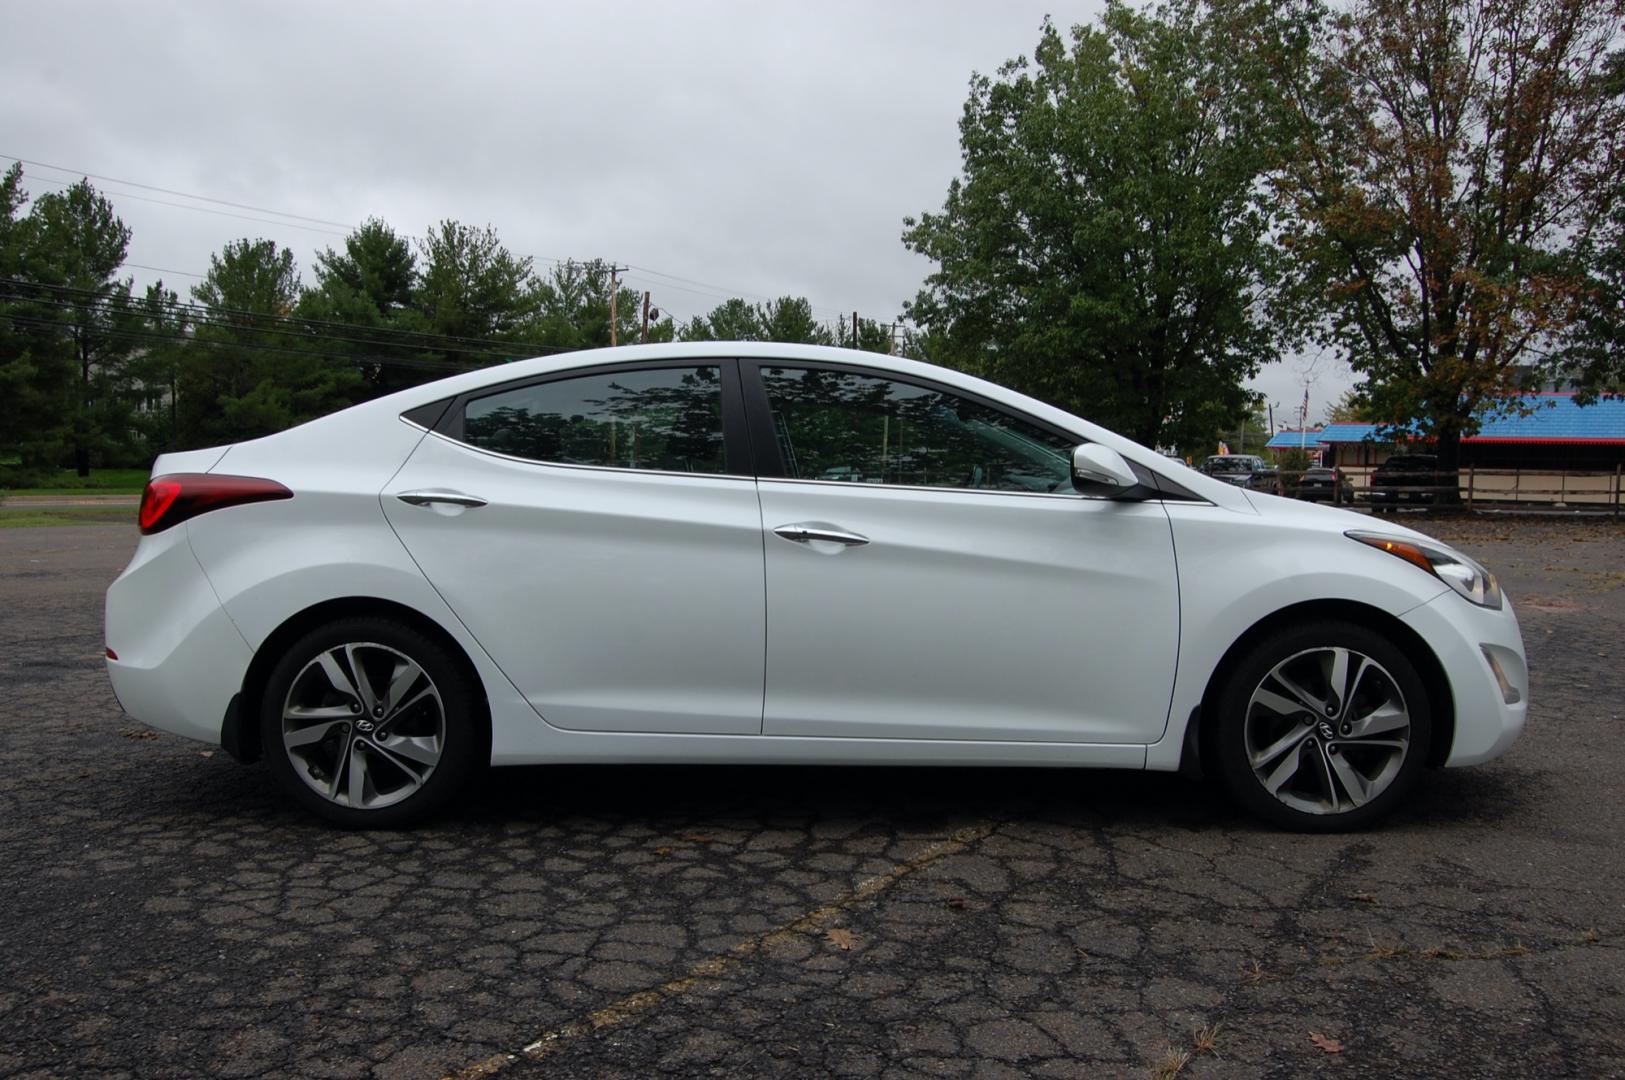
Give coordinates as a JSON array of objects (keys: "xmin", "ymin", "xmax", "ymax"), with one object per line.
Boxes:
[{"xmin": 1369, "ymin": 453, "xmax": 1443, "ymax": 504}]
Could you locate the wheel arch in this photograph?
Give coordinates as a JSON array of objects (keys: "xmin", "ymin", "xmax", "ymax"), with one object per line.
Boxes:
[
  {"xmin": 1188, "ymin": 599, "xmax": 1455, "ymax": 775},
  {"xmin": 226, "ymin": 597, "xmax": 492, "ymax": 765}
]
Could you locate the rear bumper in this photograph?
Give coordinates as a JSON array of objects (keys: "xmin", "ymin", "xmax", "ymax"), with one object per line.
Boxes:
[
  {"xmin": 1400, "ymin": 590, "xmax": 1528, "ymax": 766},
  {"xmin": 104, "ymin": 526, "xmax": 253, "ymax": 746}
]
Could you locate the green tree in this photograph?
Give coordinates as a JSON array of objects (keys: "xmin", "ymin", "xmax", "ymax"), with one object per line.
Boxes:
[
  {"xmin": 679, "ymin": 297, "xmax": 764, "ymax": 342},
  {"xmin": 413, "ymin": 220, "xmax": 537, "ymax": 362},
  {"xmin": 0, "ymin": 163, "xmax": 44, "ymax": 475},
  {"xmin": 1272, "ymin": 0, "xmax": 1625, "ymax": 484},
  {"xmin": 1569, "ymin": 158, "xmax": 1625, "ymax": 397},
  {"xmin": 758, "ymin": 297, "xmax": 835, "ymax": 345},
  {"xmin": 126, "ymin": 282, "xmax": 190, "ymax": 454},
  {"xmin": 678, "ymin": 295, "xmax": 848, "ymax": 346},
  {"xmin": 180, "ymin": 238, "xmax": 358, "ymax": 446},
  {"xmin": 1326, "ymin": 387, "xmax": 1375, "ymax": 423},
  {"xmin": 297, "ymin": 218, "xmax": 428, "ymax": 394},
  {"xmin": 903, "ymin": 3, "xmax": 1288, "ymax": 449},
  {"xmin": 16, "ymin": 177, "xmax": 135, "ymax": 475},
  {"xmin": 526, "ymin": 259, "xmax": 643, "ymax": 350}
]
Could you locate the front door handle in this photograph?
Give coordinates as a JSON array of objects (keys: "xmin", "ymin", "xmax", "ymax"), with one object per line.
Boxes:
[
  {"xmin": 773, "ymin": 524, "xmax": 870, "ymax": 547},
  {"xmin": 395, "ymin": 489, "xmax": 489, "ymax": 509}
]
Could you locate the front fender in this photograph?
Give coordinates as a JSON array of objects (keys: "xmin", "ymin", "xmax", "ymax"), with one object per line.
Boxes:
[{"xmin": 1147, "ymin": 503, "xmax": 1448, "ymax": 770}]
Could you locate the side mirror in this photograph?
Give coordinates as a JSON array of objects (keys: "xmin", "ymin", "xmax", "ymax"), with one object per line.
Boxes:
[{"xmin": 1071, "ymin": 444, "xmax": 1139, "ymax": 494}]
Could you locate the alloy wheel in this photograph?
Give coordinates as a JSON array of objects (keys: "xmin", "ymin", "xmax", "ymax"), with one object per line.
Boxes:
[
  {"xmin": 280, "ymin": 641, "xmax": 445, "ymax": 811},
  {"xmin": 1244, "ymin": 646, "xmax": 1411, "ymax": 815}
]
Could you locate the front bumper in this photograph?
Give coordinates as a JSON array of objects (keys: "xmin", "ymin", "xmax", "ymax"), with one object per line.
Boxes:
[
  {"xmin": 104, "ymin": 525, "xmax": 253, "ymax": 746},
  {"xmin": 1401, "ymin": 589, "xmax": 1528, "ymax": 767}
]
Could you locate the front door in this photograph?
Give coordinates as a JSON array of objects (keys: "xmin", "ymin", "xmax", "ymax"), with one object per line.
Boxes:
[{"xmin": 748, "ymin": 363, "xmax": 1180, "ymax": 744}]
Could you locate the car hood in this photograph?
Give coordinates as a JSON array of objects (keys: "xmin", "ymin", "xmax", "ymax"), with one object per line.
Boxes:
[{"xmin": 1242, "ymin": 488, "xmax": 1441, "ymax": 546}]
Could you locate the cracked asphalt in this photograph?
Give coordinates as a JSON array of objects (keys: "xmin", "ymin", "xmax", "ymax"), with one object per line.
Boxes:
[{"xmin": 1, "ymin": 517, "xmax": 1622, "ymax": 1079}]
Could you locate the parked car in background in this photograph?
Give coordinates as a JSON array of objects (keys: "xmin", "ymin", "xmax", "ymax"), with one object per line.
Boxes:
[
  {"xmin": 1199, "ymin": 454, "xmax": 1279, "ymax": 492},
  {"xmin": 1370, "ymin": 454, "xmax": 1443, "ymax": 505},
  {"xmin": 1293, "ymin": 466, "xmax": 1355, "ymax": 504},
  {"xmin": 105, "ymin": 344, "xmax": 1526, "ymax": 833}
]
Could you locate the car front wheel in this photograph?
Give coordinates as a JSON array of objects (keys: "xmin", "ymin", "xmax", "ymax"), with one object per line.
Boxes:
[
  {"xmin": 260, "ymin": 617, "xmax": 481, "ymax": 828},
  {"xmin": 1213, "ymin": 621, "xmax": 1432, "ymax": 831}
]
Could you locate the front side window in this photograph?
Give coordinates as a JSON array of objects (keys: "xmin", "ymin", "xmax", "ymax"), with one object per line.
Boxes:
[
  {"xmin": 461, "ymin": 366, "xmax": 727, "ymax": 473},
  {"xmin": 758, "ymin": 367, "xmax": 1074, "ymax": 492}
]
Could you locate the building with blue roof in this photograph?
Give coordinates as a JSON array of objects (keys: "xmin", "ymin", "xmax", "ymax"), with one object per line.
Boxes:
[{"xmin": 1263, "ymin": 394, "xmax": 1625, "ymax": 470}]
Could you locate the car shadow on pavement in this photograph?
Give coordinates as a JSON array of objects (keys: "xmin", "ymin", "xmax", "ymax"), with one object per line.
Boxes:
[{"xmin": 124, "ymin": 753, "xmax": 1537, "ymax": 837}]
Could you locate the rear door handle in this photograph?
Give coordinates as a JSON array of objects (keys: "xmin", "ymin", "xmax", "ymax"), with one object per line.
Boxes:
[
  {"xmin": 395, "ymin": 489, "xmax": 489, "ymax": 508},
  {"xmin": 773, "ymin": 524, "xmax": 869, "ymax": 546}
]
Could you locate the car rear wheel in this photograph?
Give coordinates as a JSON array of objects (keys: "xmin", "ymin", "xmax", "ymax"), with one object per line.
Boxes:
[
  {"xmin": 260, "ymin": 617, "xmax": 481, "ymax": 828},
  {"xmin": 1213, "ymin": 621, "xmax": 1432, "ymax": 831}
]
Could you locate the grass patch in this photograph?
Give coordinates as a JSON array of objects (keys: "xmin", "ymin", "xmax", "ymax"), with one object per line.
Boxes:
[
  {"xmin": 0, "ymin": 507, "xmax": 134, "ymax": 528},
  {"xmin": 1150, "ymin": 1046, "xmax": 1191, "ymax": 1080},
  {"xmin": 0, "ymin": 468, "xmax": 149, "ymax": 494}
]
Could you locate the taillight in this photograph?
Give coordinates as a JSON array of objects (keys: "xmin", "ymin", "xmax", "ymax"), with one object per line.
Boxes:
[{"xmin": 138, "ymin": 473, "xmax": 293, "ymax": 534}]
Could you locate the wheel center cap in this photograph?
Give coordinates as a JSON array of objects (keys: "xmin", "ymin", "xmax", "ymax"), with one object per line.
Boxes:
[
  {"xmin": 1318, "ymin": 721, "xmax": 1335, "ymax": 742},
  {"xmin": 356, "ymin": 718, "xmax": 376, "ymax": 733}
]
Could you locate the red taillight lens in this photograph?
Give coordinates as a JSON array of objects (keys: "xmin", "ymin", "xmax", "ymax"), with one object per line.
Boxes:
[
  {"xmin": 138, "ymin": 473, "xmax": 293, "ymax": 535},
  {"xmin": 138, "ymin": 477, "xmax": 183, "ymax": 531}
]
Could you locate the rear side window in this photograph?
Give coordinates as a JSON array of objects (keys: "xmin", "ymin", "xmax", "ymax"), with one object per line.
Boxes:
[{"xmin": 460, "ymin": 366, "xmax": 727, "ymax": 474}]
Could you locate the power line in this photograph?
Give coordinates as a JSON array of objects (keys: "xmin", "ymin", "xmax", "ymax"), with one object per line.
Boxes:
[
  {"xmin": 20, "ymin": 173, "xmax": 350, "ymax": 237},
  {"xmin": 126, "ymin": 262, "xmax": 205, "ymax": 279},
  {"xmin": 1, "ymin": 153, "xmax": 354, "ymax": 228}
]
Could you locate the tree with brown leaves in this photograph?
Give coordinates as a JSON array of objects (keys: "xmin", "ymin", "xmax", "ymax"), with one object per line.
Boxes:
[{"xmin": 1273, "ymin": 0, "xmax": 1624, "ymax": 483}]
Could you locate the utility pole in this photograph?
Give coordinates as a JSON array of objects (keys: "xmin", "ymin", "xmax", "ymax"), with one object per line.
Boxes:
[
  {"xmin": 640, "ymin": 291, "xmax": 651, "ymax": 344},
  {"xmin": 608, "ymin": 264, "xmax": 629, "ymax": 346},
  {"xmin": 851, "ymin": 311, "xmax": 859, "ymax": 349}
]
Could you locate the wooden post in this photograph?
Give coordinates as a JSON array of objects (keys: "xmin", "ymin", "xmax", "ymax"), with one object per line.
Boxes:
[
  {"xmin": 852, "ymin": 311, "xmax": 859, "ymax": 349},
  {"xmin": 640, "ymin": 291, "xmax": 650, "ymax": 344},
  {"xmin": 608, "ymin": 264, "xmax": 629, "ymax": 346},
  {"xmin": 1615, "ymin": 464, "xmax": 1622, "ymax": 521},
  {"xmin": 1467, "ymin": 465, "xmax": 1474, "ymax": 511}
]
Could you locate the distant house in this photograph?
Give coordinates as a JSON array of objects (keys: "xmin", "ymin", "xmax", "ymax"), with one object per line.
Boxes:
[{"xmin": 1265, "ymin": 393, "xmax": 1625, "ymax": 471}]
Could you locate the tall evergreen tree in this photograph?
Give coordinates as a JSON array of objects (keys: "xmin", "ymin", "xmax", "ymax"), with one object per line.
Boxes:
[
  {"xmin": 413, "ymin": 221, "xmax": 537, "ymax": 364},
  {"xmin": 297, "ymin": 218, "xmax": 428, "ymax": 394},
  {"xmin": 17, "ymin": 176, "xmax": 135, "ymax": 475},
  {"xmin": 180, "ymin": 238, "xmax": 358, "ymax": 447}
]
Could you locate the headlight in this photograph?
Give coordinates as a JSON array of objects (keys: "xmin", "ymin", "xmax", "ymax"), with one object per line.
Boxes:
[{"xmin": 1346, "ymin": 531, "xmax": 1503, "ymax": 609}]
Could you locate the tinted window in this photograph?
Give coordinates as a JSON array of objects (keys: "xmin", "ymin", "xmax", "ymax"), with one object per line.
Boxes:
[
  {"xmin": 462, "ymin": 366, "xmax": 726, "ymax": 473},
  {"xmin": 759, "ymin": 367, "xmax": 1074, "ymax": 492}
]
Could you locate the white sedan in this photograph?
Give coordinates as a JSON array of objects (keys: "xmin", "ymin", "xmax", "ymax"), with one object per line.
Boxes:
[{"xmin": 105, "ymin": 344, "xmax": 1527, "ymax": 830}]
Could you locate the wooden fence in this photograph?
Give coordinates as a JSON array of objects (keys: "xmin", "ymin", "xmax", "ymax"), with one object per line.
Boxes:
[{"xmin": 1260, "ymin": 466, "xmax": 1624, "ymax": 517}]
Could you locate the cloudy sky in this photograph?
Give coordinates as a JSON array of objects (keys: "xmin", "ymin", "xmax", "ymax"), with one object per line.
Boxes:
[{"xmin": 2, "ymin": 0, "xmax": 1353, "ymax": 426}]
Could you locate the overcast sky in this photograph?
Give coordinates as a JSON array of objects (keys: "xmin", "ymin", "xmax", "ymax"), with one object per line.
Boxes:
[{"xmin": 2, "ymin": 0, "xmax": 1353, "ymax": 426}]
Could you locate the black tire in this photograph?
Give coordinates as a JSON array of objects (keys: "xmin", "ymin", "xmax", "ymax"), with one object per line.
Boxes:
[
  {"xmin": 260, "ymin": 617, "xmax": 483, "ymax": 828},
  {"xmin": 1212, "ymin": 620, "xmax": 1432, "ymax": 832}
]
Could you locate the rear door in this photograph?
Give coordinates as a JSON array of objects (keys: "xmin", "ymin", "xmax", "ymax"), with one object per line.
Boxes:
[{"xmin": 384, "ymin": 360, "xmax": 766, "ymax": 735}]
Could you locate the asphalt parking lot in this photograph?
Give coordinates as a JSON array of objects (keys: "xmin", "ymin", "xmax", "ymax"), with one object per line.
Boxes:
[{"xmin": 2, "ymin": 518, "xmax": 1622, "ymax": 1079}]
